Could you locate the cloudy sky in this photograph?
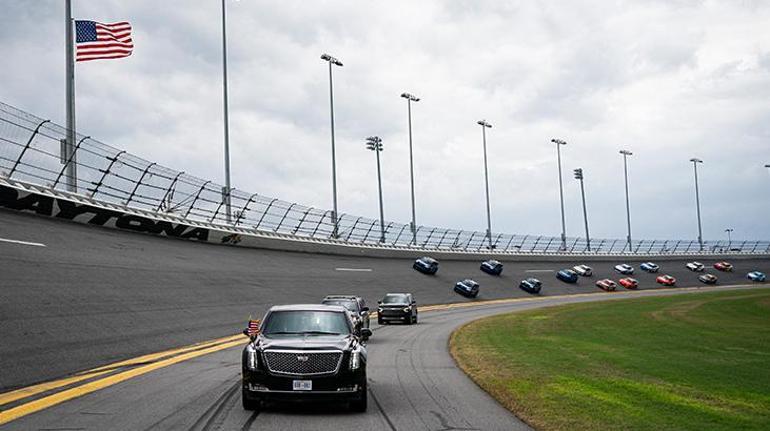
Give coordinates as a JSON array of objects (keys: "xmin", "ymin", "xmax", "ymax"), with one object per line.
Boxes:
[{"xmin": 2, "ymin": 0, "xmax": 769, "ymax": 241}]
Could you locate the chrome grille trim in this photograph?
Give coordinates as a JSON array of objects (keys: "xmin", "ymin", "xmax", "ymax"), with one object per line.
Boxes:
[{"xmin": 262, "ymin": 349, "xmax": 343, "ymax": 376}]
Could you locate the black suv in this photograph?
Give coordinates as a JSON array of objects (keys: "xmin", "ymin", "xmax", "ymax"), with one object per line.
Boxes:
[
  {"xmin": 321, "ymin": 295, "xmax": 370, "ymax": 337},
  {"xmin": 377, "ymin": 293, "xmax": 418, "ymax": 324},
  {"xmin": 242, "ymin": 304, "xmax": 371, "ymax": 412},
  {"xmin": 413, "ymin": 257, "xmax": 439, "ymax": 274}
]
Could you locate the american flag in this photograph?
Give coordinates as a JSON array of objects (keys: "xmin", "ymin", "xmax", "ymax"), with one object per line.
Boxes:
[
  {"xmin": 75, "ymin": 20, "xmax": 133, "ymax": 62},
  {"xmin": 246, "ymin": 319, "xmax": 260, "ymax": 337}
]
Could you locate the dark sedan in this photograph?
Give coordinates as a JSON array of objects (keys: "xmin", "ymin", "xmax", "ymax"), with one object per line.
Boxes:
[
  {"xmin": 413, "ymin": 257, "xmax": 439, "ymax": 275},
  {"xmin": 556, "ymin": 269, "xmax": 579, "ymax": 283},
  {"xmin": 377, "ymin": 293, "xmax": 418, "ymax": 325},
  {"xmin": 519, "ymin": 278, "xmax": 542, "ymax": 294},
  {"xmin": 454, "ymin": 279, "xmax": 480, "ymax": 298},
  {"xmin": 480, "ymin": 259, "xmax": 503, "ymax": 275}
]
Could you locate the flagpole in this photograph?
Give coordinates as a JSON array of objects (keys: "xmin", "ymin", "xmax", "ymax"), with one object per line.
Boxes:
[{"xmin": 65, "ymin": 0, "xmax": 77, "ymax": 192}]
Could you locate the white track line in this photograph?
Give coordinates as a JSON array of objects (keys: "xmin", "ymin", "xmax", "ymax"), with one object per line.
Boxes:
[
  {"xmin": 0, "ymin": 237, "xmax": 46, "ymax": 247},
  {"xmin": 335, "ymin": 268, "xmax": 373, "ymax": 272},
  {"xmin": 525, "ymin": 269, "xmax": 553, "ymax": 273}
]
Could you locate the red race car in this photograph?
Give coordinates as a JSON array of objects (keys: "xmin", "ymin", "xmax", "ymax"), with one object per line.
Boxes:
[
  {"xmin": 619, "ymin": 277, "xmax": 638, "ymax": 289},
  {"xmin": 596, "ymin": 279, "xmax": 617, "ymax": 291},
  {"xmin": 713, "ymin": 261, "xmax": 733, "ymax": 272},
  {"xmin": 656, "ymin": 275, "xmax": 676, "ymax": 286}
]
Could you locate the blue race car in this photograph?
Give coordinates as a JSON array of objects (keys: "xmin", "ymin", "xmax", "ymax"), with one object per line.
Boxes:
[
  {"xmin": 640, "ymin": 262, "xmax": 659, "ymax": 273},
  {"xmin": 454, "ymin": 279, "xmax": 480, "ymax": 298},
  {"xmin": 519, "ymin": 278, "xmax": 542, "ymax": 294},
  {"xmin": 556, "ymin": 269, "xmax": 579, "ymax": 283},
  {"xmin": 480, "ymin": 259, "xmax": 503, "ymax": 276},
  {"xmin": 748, "ymin": 271, "xmax": 766, "ymax": 282},
  {"xmin": 413, "ymin": 256, "xmax": 439, "ymax": 275}
]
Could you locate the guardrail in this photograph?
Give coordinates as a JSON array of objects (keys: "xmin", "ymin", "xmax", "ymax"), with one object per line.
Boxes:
[{"xmin": 0, "ymin": 101, "xmax": 767, "ymax": 255}]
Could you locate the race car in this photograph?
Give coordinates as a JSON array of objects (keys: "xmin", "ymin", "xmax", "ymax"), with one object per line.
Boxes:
[
  {"xmin": 713, "ymin": 261, "xmax": 733, "ymax": 272},
  {"xmin": 747, "ymin": 271, "xmax": 766, "ymax": 282},
  {"xmin": 454, "ymin": 279, "xmax": 480, "ymax": 298},
  {"xmin": 377, "ymin": 293, "xmax": 418, "ymax": 325},
  {"xmin": 640, "ymin": 262, "xmax": 659, "ymax": 273},
  {"xmin": 413, "ymin": 256, "xmax": 439, "ymax": 275},
  {"xmin": 556, "ymin": 269, "xmax": 579, "ymax": 283},
  {"xmin": 698, "ymin": 273, "xmax": 718, "ymax": 285},
  {"xmin": 619, "ymin": 277, "xmax": 638, "ymax": 289},
  {"xmin": 614, "ymin": 264, "xmax": 634, "ymax": 275},
  {"xmin": 572, "ymin": 265, "xmax": 592, "ymax": 276},
  {"xmin": 656, "ymin": 275, "xmax": 677, "ymax": 286},
  {"xmin": 519, "ymin": 278, "xmax": 542, "ymax": 294},
  {"xmin": 596, "ymin": 279, "xmax": 617, "ymax": 291},
  {"xmin": 686, "ymin": 262, "xmax": 704, "ymax": 272},
  {"xmin": 480, "ymin": 259, "xmax": 503, "ymax": 275}
]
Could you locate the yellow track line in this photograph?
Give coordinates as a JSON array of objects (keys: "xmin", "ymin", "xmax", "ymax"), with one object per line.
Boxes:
[
  {"xmin": 0, "ymin": 339, "xmax": 244, "ymax": 426},
  {"xmin": 0, "ymin": 284, "xmax": 758, "ymax": 426}
]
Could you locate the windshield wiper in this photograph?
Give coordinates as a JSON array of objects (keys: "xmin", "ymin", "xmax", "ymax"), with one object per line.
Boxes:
[{"xmin": 300, "ymin": 331, "xmax": 342, "ymax": 335}]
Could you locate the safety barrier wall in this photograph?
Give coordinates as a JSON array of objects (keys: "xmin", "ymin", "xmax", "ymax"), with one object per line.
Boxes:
[{"xmin": 1, "ymin": 100, "xmax": 768, "ymax": 256}]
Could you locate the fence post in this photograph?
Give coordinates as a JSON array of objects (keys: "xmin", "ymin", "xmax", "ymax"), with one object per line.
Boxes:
[
  {"xmin": 157, "ymin": 171, "xmax": 184, "ymax": 212},
  {"xmin": 53, "ymin": 135, "xmax": 88, "ymax": 189},
  {"xmin": 738, "ymin": 240, "xmax": 747, "ymax": 253},
  {"xmin": 362, "ymin": 220, "xmax": 378, "ymax": 243},
  {"xmin": 90, "ymin": 150, "xmax": 126, "ymax": 198},
  {"xmin": 492, "ymin": 233, "xmax": 503, "ymax": 250},
  {"xmin": 8, "ymin": 119, "xmax": 50, "ymax": 179},
  {"xmin": 435, "ymin": 229, "xmax": 450, "ymax": 249},
  {"xmin": 209, "ymin": 188, "xmax": 235, "ymax": 223},
  {"xmin": 274, "ymin": 203, "xmax": 297, "ymax": 232},
  {"xmin": 595, "ymin": 239, "xmax": 605, "ymax": 254},
  {"xmin": 125, "ymin": 162, "xmax": 156, "ymax": 207},
  {"xmin": 634, "ymin": 240, "xmax": 644, "ymax": 254},
  {"xmin": 647, "ymin": 240, "xmax": 656, "ymax": 254},
  {"xmin": 254, "ymin": 198, "xmax": 279, "ymax": 230},
  {"xmin": 346, "ymin": 217, "xmax": 363, "ymax": 241},
  {"xmin": 383, "ymin": 222, "xmax": 394, "ymax": 243},
  {"xmin": 451, "ymin": 230, "xmax": 463, "ymax": 249},
  {"xmin": 464, "ymin": 231, "xmax": 477, "ymax": 251},
  {"xmin": 569, "ymin": 238, "xmax": 579, "ymax": 253},
  {"xmin": 543, "ymin": 237, "xmax": 554, "ymax": 253},
  {"xmin": 234, "ymin": 193, "xmax": 259, "ymax": 226},
  {"xmin": 684, "ymin": 240, "xmax": 693, "ymax": 253},
  {"xmin": 291, "ymin": 207, "xmax": 314, "ymax": 235},
  {"xmin": 530, "ymin": 236, "xmax": 542, "ymax": 252},
  {"xmin": 503, "ymin": 235, "xmax": 517, "ymax": 252},
  {"xmin": 608, "ymin": 239, "xmax": 618, "ymax": 253},
  {"xmin": 183, "ymin": 180, "xmax": 211, "ymax": 218},
  {"xmin": 393, "ymin": 224, "xmax": 409, "ymax": 246},
  {"xmin": 310, "ymin": 210, "xmax": 331, "ymax": 238},
  {"xmin": 750, "ymin": 242, "xmax": 759, "ymax": 253},
  {"xmin": 421, "ymin": 228, "xmax": 437, "ymax": 247}
]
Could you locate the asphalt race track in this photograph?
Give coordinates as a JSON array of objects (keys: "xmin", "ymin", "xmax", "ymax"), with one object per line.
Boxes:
[
  {"xmin": 1, "ymin": 208, "xmax": 768, "ymax": 396},
  {"xmin": 3, "ymin": 286, "xmax": 758, "ymax": 431}
]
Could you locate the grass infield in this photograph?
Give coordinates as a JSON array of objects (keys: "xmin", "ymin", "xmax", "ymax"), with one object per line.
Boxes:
[{"xmin": 450, "ymin": 288, "xmax": 770, "ymax": 430}]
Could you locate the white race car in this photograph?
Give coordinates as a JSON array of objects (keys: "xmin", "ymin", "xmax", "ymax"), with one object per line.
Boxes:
[
  {"xmin": 686, "ymin": 262, "xmax": 704, "ymax": 272},
  {"xmin": 572, "ymin": 265, "xmax": 592, "ymax": 276},
  {"xmin": 614, "ymin": 264, "xmax": 634, "ymax": 275}
]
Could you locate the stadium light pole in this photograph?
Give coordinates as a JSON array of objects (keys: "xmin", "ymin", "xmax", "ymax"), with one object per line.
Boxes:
[
  {"xmin": 366, "ymin": 136, "xmax": 386, "ymax": 243},
  {"xmin": 220, "ymin": 0, "xmax": 233, "ymax": 223},
  {"xmin": 725, "ymin": 228, "xmax": 733, "ymax": 249},
  {"xmin": 478, "ymin": 120, "xmax": 493, "ymax": 250},
  {"xmin": 321, "ymin": 53, "xmax": 343, "ymax": 237},
  {"xmin": 619, "ymin": 150, "xmax": 633, "ymax": 252},
  {"xmin": 690, "ymin": 158, "xmax": 704, "ymax": 251},
  {"xmin": 550, "ymin": 139, "xmax": 568, "ymax": 250},
  {"xmin": 401, "ymin": 92, "xmax": 420, "ymax": 246},
  {"xmin": 574, "ymin": 168, "xmax": 591, "ymax": 251}
]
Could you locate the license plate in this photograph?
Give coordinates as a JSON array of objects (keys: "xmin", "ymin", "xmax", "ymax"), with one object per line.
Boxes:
[{"xmin": 293, "ymin": 380, "xmax": 312, "ymax": 391}]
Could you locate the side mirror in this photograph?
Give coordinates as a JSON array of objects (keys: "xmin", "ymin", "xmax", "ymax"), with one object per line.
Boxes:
[
  {"xmin": 377, "ymin": 301, "xmax": 382, "ymax": 304},
  {"xmin": 360, "ymin": 328, "xmax": 372, "ymax": 338},
  {"xmin": 361, "ymin": 307, "xmax": 369, "ymax": 314},
  {"xmin": 411, "ymin": 301, "xmax": 416, "ymax": 305}
]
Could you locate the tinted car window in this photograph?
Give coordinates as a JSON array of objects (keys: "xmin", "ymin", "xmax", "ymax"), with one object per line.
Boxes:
[
  {"xmin": 383, "ymin": 294, "xmax": 409, "ymax": 304},
  {"xmin": 262, "ymin": 311, "xmax": 351, "ymax": 335}
]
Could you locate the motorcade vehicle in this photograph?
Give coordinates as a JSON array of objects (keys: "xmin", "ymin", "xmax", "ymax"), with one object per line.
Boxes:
[
  {"xmin": 556, "ymin": 269, "xmax": 579, "ymax": 283},
  {"xmin": 572, "ymin": 265, "xmax": 592, "ymax": 276},
  {"xmin": 614, "ymin": 264, "xmax": 634, "ymax": 275},
  {"xmin": 241, "ymin": 304, "xmax": 371, "ymax": 412},
  {"xmin": 686, "ymin": 262, "xmax": 704, "ymax": 272},
  {"xmin": 656, "ymin": 275, "xmax": 677, "ymax": 286},
  {"xmin": 747, "ymin": 271, "xmax": 766, "ymax": 282},
  {"xmin": 377, "ymin": 293, "xmax": 418, "ymax": 324},
  {"xmin": 713, "ymin": 261, "xmax": 733, "ymax": 272},
  {"xmin": 413, "ymin": 257, "xmax": 439, "ymax": 275},
  {"xmin": 454, "ymin": 279, "xmax": 480, "ymax": 298},
  {"xmin": 640, "ymin": 262, "xmax": 659, "ymax": 273},
  {"xmin": 480, "ymin": 259, "xmax": 503, "ymax": 275},
  {"xmin": 596, "ymin": 279, "xmax": 617, "ymax": 291},
  {"xmin": 321, "ymin": 295, "xmax": 370, "ymax": 338},
  {"xmin": 619, "ymin": 277, "xmax": 638, "ymax": 289},
  {"xmin": 519, "ymin": 278, "xmax": 542, "ymax": 294},
  {"xmin": 698, "ymin": 274, "xmax": 718, "ymax": 284}
]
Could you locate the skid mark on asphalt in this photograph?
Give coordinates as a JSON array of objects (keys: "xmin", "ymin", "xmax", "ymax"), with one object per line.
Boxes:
[
  {"xmin": 0, "ymin": 237, "xmax": 45, "ymax": 247},
  {"xmin": 188, "ymin": 381, "xmax": 240, "ymax": 431}
]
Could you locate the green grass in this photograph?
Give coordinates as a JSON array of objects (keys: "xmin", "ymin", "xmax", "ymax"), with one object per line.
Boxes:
[{"xmin": 450, "ymin": 288, "xmax": 770, "ymax": 431}]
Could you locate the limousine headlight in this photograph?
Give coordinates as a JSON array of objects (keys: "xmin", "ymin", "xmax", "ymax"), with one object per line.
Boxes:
[
  {"xmin": 350, "ymin": 349, "xmax": 361, "ymax": 371},
  {"xmin": 245, "ymin": 345, "xmax": 259, "ymax": 371}
]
